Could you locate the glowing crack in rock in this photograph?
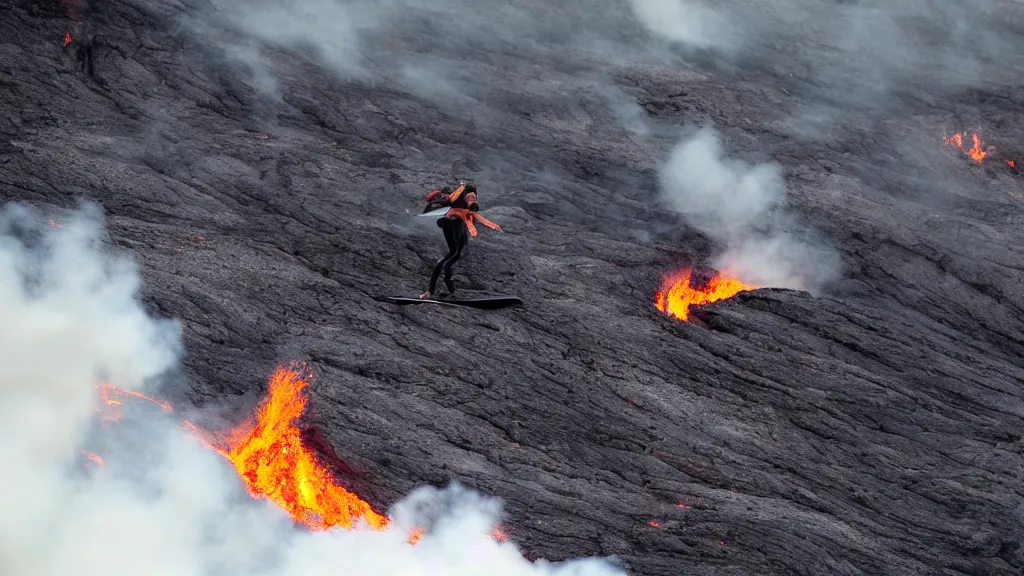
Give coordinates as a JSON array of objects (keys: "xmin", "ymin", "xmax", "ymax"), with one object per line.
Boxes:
[
  {"xmin": 205, "ymin": 364, "xmax": 391, "ymax": 531},
  {"xmin": 94, "ymin": 366, "xmax": 512, "ymax": 544},
  {"xmin": 654, "ymin": 269, "xmax": 758, "ymax": 322},
  {"xmin": 943, "ymin": 131, "xmax": 990, "ymax": 164}
]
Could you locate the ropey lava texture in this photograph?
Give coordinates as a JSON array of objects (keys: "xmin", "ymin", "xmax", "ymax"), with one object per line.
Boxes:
[{"xmin": 3, "ymin": 0, "xmax": 1024, "ymax": 575}]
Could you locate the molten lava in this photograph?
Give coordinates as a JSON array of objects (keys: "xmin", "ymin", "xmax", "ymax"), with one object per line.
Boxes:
[
  {"xmin": 655, "ymin": 269, "xmax": 758, "ymax": 321},
  {"xmin": 96, "ymin": 383, "xmax": 172, "ymax": 423},
  {"xmin": 90, "ymin": 366, "xmax": 513, "ymax": 544},
  {"xmin": 944, "ymin": 131, "xmax": 989, "ymax": 164},
  {"xmin": 63, "ymin": 32, "xmax": 72, "ymax": 47},
  {"xmin": 209, "ymin": 365, "xmax": 391, "ymax": 531},
  {"xmin": 82, "ymin": 450, "xmax": 104, "ymax": 467}
]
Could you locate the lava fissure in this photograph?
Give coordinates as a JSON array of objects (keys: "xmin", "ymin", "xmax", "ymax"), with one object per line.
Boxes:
[
  {"xmin": 944, "ymin": 131, "xmax": 990, "ymax": 164},
  {"xmin": 654, "ymin": 269, "xmax": 758, "ymax": 322},
  {"xmin": 204, "ymin": 364, "xmax": 391, "ymax": 531},
  {"xmin": 91, "ymin": 367, "xmax": 512, "ymax": 546}
]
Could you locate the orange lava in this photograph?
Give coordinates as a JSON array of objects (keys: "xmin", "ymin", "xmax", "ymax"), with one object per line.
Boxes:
[
  {"xmin": 63, "ymin": 32, "xmax": 72, "ymax": 47},
  {"xmin": 1009, "ymin": 160, "xmax": 1017, "ymax": 169},
  {"xmin": 82, "ymin": 450, "xmax": 104, "ymax": 467},
  {"xmin": 944, "ymin": 131, "xmax": 989, "ymax": 163},
  {"xmin": 91, "ymin": 367, "xmax": 511, "ymax": 545},
  {"xmin": 654, "ymin": 269, "xmax": 758, "ymax": 321},
  {"xmin": 96, "ymin": 383, "xmax": 172, "ymax": 423},
  {"xmin": 209, "ymin": 365, "xmax": 391, "ymax": 531},
  {"xmin": 648, "ymin": 521, "xmax": 662, "ymax": 528}
]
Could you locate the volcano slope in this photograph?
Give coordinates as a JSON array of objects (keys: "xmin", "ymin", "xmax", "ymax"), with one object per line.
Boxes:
[{"xmin": 4, "ymin": 0, "xmax": 1024, "ymax": 574}]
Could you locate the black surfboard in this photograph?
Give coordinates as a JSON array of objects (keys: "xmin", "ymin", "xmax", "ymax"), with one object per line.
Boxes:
[{"xmin": 378, "ymin": 295, "xmax": 522, "ymax": 310}]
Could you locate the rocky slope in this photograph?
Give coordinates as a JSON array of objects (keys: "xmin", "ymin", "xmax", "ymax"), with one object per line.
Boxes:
[{"xmin": 3, "ymin": 0, "xmax": 1024, "ymax": 574}]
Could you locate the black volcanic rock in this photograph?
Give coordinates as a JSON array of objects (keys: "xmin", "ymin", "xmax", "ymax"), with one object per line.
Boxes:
[{"xmin": 2, "ymin": 1, "xmax": 1024, "ymax": 575}]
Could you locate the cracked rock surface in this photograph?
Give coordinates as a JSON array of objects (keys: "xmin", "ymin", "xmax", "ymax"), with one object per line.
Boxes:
[{"xmin": 3, "ymin": 0, "xmax": 1024, "ymax": 574}]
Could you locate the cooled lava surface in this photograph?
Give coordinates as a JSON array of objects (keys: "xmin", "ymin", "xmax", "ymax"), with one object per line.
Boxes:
[{"xmin": 3, "ymin": 0, "xmax": 1024, "ymax": 574}]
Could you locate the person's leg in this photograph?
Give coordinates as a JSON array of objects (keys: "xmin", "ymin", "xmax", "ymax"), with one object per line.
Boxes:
[
  {"xmin": 426, "ymin": 254, "xmax": 450, "ymax": 297},
  {"xmin": 421, "ymin": 222, "xmax": 458, "ymax": 298},
  {"xmin": 442, "ymin": 246, "xmax": 463, "ymax": 295},
  {"xmin": 442, "ymin": 224, "xmax": 469, "ymax": 295}
]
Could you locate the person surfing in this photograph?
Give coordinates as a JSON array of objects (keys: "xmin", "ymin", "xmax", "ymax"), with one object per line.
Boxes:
[{"xmin": 418, "ymin": 180, "xmax": 501, "ymax": 300}]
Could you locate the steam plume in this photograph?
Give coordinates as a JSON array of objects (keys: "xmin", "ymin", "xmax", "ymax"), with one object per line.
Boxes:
[
  {"xmin": 207, "ymin": 0, "xmax": 391, "ymax": 78},
  {"xmin": 0, "ymin": 203, "xmax": 625, "ymax": 576},
  {"xmin": 626, "ymin": 0, "xmax": 737, "ymax": 50},
  {"xmin": 658, "ymin": 127, "xmax": 840, "ymax": 292}
]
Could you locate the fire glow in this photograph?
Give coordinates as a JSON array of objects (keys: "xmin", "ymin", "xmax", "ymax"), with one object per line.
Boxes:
[
  {"xmin": 205, "ymin": 365, "xmax": 391, "ymax": 532},
  {"xmin": 91, "ymin": 366, "xmax": 510, "ymax": 545},
  {"xmin": 82, "ymin": 450, "xmax": 104, "ymax": 467},
  {"xmin": 943, "ymin": 131, "xmax": 990, "ymax": 164},
  {"xmin": 96, "ymin": 382, "xmax": 172, "ymax": 423},
  {"xmin": 94, "ymin": 370, "xmax": 393, "ymax": 532},
  {"xmin": 655, "ymin": 269, "xmax": 758, "ymax": 322}
]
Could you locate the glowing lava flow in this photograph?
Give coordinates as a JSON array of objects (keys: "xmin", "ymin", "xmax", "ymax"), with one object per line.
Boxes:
[
  {"xmin": 97, "ymin": 382, "xmax": 172, "ymax": 423},
  {"xmin": 655, "ymin": 269, "xmax": 758, "ymax": 321},
  {"xmin": 944, "ymin": 131, "xmax": 989, "ymax": 164},
  {"xmin": 92, "ymin": 367, "xmax": 511, "ymax": 545},
  {"xmin": 208, "ymin": 365, "xmax": 391, "ymax": 532},
  {"xmin": 63, "ymin": 32, "xmax": 72, "ymax": 47},
  {"xmin": 81, "ymin": 450, "xmax": 104, "ymax": 467}
]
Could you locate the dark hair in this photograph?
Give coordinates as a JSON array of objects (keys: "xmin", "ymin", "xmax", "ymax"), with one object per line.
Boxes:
[{"xmin": 461, "ymin": 180, "xmax": 477, "ymax": 194}]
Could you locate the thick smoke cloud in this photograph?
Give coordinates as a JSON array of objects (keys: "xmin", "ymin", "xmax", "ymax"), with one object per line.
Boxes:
[
  {"xmin": 0, "ymin": 204, "xmax": 624, "ymax": 576},
  {"xmin": 658, "ymin": 127, "xmax": 841, "ymax": 291}
]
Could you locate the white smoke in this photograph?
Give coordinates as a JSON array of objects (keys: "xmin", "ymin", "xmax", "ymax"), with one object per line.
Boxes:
[
  {"xmin": 658, "ymin": 127, "xmax": 841, "ymax": 291},
  {"xmin": 0, "ymin": 203, "xmax": 625, "ymax": 576},
  {"xmin": 205, "ymin": 0, "xmax": 395, "ymax": 78},
  {"xmin": 625, "ymin": 0, "xmax": 737, "ymax": 50}
]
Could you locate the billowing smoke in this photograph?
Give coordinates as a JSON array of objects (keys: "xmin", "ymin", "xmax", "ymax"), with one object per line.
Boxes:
[
  {"xmin": 205, "ymin": 0, "xmax": 394, "ymax": 78},
  {"xmin": 658, "ymin": 127, "xmax": 841, "ymax": 292},
  {"xmin": 0, "ymin": 204, "xmax": 625, "ymax": 576},
  {"xmin": 625, "ymin": 0, "xmax": 737, "ymax": 50}
]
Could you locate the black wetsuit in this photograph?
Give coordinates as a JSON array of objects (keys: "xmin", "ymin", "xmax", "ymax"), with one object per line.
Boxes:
[{"xmin": 424, "ymin": 185, "xmax": 479, "ymax": 296}]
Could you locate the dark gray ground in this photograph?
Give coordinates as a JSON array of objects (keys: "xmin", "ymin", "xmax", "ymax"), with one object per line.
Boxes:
[{"xmin": 3, "ymin": 0, "xmax": 1024, "ymax": 574}]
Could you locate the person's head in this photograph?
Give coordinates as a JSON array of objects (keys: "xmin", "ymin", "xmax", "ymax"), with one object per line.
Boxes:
[{"xmin": 458, "ymin": 180, "xmax": 477, "ymax": 204}]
